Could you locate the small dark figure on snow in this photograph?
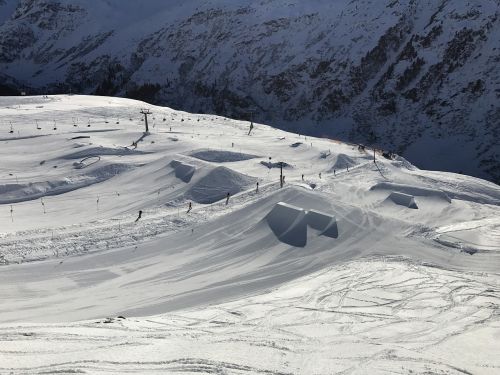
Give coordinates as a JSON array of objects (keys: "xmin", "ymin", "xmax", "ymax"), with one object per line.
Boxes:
[
  {"xmin": 225, "ymin": 192, "xmax": 231, "ymax": 205},
  {"xmin": 333, "ymin": 169, "xmax": 336, "ymax": 176},
  {"xmin": 248, "ymin": 122, "xmax": 254, "ymax": 135},
  {"xmin": 187, "ymin": 202, "xmax": 192, "ymax": 213},
  {"xmin": 319, "ymin": 172, "xmax": 322, "ymax": 179},
  {"xmin": 256, "ymin": 182, "xmax": 259, "ymax": 193},
  {"xmin": 135, "ymin": 210, "xmax": 143, "ymax": 222},
  {"xmin": 301, "ymin": 174, "xmax": 304, "ymax": 181}
]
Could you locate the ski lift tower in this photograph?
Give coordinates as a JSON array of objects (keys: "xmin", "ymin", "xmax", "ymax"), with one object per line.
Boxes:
[{"xmin": 140, "ymin": 109, "xmax": 152, "ymax": 133}]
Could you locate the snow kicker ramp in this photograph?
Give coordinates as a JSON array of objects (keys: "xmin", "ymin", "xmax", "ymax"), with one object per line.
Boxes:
[
  {"xmin": 265, "ymin": 203, "xmax": 338, "ymax": 246},
  {"xmin": 306, "ymin": 209, "xmax": 338, "ymax": 238},
  {"xmin": 331, "ymin": 153, "xmax": 358, "ymax": 170},
  {"xmin": 185, "ymin": 166, "xmax": 257, "ymax": 204},
  {"xmin": 371, "ymin": 182, "xmax": 451, "ymax": 203},
  {"xmin": 266, "ymin": 202, "xmax": 308, "ymax": 247},
  {"xmin": 170, "ymin": 160, "xmax": 196, "ymax": 183},
  {"xmin": 388, "ymin": 192, "xmax": 418, "ymax": 209}
]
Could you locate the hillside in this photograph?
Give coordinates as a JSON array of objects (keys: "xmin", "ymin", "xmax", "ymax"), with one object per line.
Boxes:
[
  {"xmin": 0, "ymin": 94, "xmax": 499, "ymax": 373},
  {"xmin": 0, "ymin": 0, "xmax": 499, "ymax": 184}
]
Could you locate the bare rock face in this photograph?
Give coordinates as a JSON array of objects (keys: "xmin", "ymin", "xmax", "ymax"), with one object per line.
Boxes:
[{"xmin": 0, "ymin": 0, "xmax": 498, "ymax": 183}]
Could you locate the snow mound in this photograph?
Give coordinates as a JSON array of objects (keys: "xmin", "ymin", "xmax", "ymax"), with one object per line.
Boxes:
[
  {"xmin": 266, "ymin": 202, "xmax": 308, "ymax": 247},
  {"xmin": 185, "ymin": 166, "xmax": 257, "ymax": 204},
  {"xmin": 331, "ymin": 154, "xmax": 357, "ymax": 170},
  {"xmin": 371, "ymin": 182, "xmax": 451, "ymax": 203},
  {"xmin": 306, "ymin": 209, "xmax": 338, "ymax": 238},
  {"xmin": 170, "ymin": 160, "xmax": 196, "ymax": 183},
  {"xmin": 190, "ymin": 149, "xmax": 259, "ymax": 163},
  {"xmin": 0, "ymin": 163, "xmax": 133, "ymax": 204},
  {"xmin": 387, "ymin": 192, "xmax": 418, "ymax": 209},
  {"xmin": 62, "ymin": 146, "xmax": 147, "ymax": 160}
]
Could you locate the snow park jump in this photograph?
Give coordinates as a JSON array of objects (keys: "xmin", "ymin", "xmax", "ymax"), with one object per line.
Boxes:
[{"xmin": 265, "ymin": 203, "xmax": 339, "ymax": 246}]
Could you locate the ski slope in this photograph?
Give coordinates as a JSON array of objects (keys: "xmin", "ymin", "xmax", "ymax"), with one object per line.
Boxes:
[{"xmin": 0, "ymin": 95, "xmax": 499, "ymax": 374}]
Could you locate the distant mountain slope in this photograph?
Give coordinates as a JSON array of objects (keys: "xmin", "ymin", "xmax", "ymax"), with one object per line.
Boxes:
[{"xmin": 0, "ymin": 0, "xmax": 499, "ymax": 183}]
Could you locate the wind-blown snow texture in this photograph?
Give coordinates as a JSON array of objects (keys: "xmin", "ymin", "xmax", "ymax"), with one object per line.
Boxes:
[
  {"xmin": 0, "ymin": 0, "xmax": 499, "ymax": 183},
  {"xmin": 0, "ymin": 94, "xmax": 499, "ymax": 373}
]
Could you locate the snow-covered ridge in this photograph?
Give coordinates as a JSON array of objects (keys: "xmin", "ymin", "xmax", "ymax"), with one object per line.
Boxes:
[{"xmin": 0, "ymin": 0, "xmax": 499, "ymax": 183}]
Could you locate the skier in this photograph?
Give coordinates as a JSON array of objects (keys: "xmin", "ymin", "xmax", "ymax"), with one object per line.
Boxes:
[
  {"xmin": 135, "ymin": 210, "xmax": 142, "ymax": 222},
  {"xmin": 256, "ymin": 182, "xmax": 259, "ymax": 193},
  {"xmin": 187, "ymin": 201, "xmax": 192, "ymax": 213},
  {"xmin": 333, "ymin": 169, "xmax": 336, "ymax": 176},
  {"xmin": 248, "ymin": 122, "xmax": 254, "ymax": 135},
  {"xmin": 225, "ymin": 192, "xmax": 231, "ymax": 205},
  {"xmin": 301, "ymin": 174, "xmax": 304, "ymax": 181},
  {"xmin": 319, "ymin": 172, "xmax": 322, "ymax": 179}
]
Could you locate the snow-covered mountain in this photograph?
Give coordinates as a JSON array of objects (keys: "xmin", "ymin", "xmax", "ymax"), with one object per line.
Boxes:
[
  {"xmin": 0, "ymin": 0, "xmax": 499, "ymax": 183},
  {"xmin": 1, "ymin": 94, "xmax": 499, "ymax": 373}
]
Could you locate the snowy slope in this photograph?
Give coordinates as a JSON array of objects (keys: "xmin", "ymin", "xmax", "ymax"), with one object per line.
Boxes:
[
  {"xmin": 0, "ymin": 0, "xmax": 499, "ymax": 184},
  {"xmin": 0, "ymin": 94, "xmax": 499, "ymax": 373}
]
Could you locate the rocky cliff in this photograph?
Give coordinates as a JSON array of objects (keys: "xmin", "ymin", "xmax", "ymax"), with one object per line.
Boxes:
[{"xmin": 1, "ymin": 0, "xmax": 499, "ymax": 182}]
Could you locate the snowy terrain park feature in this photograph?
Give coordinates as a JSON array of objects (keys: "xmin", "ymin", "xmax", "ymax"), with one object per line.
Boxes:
[{"xmin": 0, "ymin": 95, "xmax": 499, "ymax": 374}]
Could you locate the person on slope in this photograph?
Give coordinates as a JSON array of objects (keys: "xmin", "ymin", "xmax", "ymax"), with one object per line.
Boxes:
[
  {"xmin": 248, "ymin": 122, "xmax": 254, "ymax": 135},
  {"xmin": 225, "ymin": 192, "xmax": 231, "ymax": 205},
  {"xmin": 135, "ymin": 210, "xmax": 143, "ymax": 222},
  {"xmin": 256, "ymin": 182, "xmax": 259, "ymax": 193},
  {"xmin": 187, "ymin": 202, "xmax": 192, "ymax": 213}
]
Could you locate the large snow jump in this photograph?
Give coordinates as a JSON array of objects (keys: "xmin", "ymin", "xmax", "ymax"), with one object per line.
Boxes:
[
  {"xmin": 266, "ymin": 202, "xmax": 308, "ymax": 247},
  {"xmin": 266, "ymin": 203, "xmax": 338, "ymax": 247},
  {"xmin": 306, "ymin": 209, "xmax": 338, "ymax": 238},
  {"xmin": 170, "ymin": 160, "xmax": 196, "ymax": 183}
]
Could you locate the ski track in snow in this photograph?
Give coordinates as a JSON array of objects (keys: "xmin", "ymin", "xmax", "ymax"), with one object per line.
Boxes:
[
  {"xmin": 0, "ymin": 95, "xmax": 499, "ymax": 374},
  {"xmin": 1, "ymin": 260, "xmax": 498, "ymax": 374}
]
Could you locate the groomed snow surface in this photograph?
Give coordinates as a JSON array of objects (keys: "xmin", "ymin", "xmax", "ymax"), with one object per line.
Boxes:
[{"xmin": 0, "ymin": 95, "xmax": 499, "ymax": 374}]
